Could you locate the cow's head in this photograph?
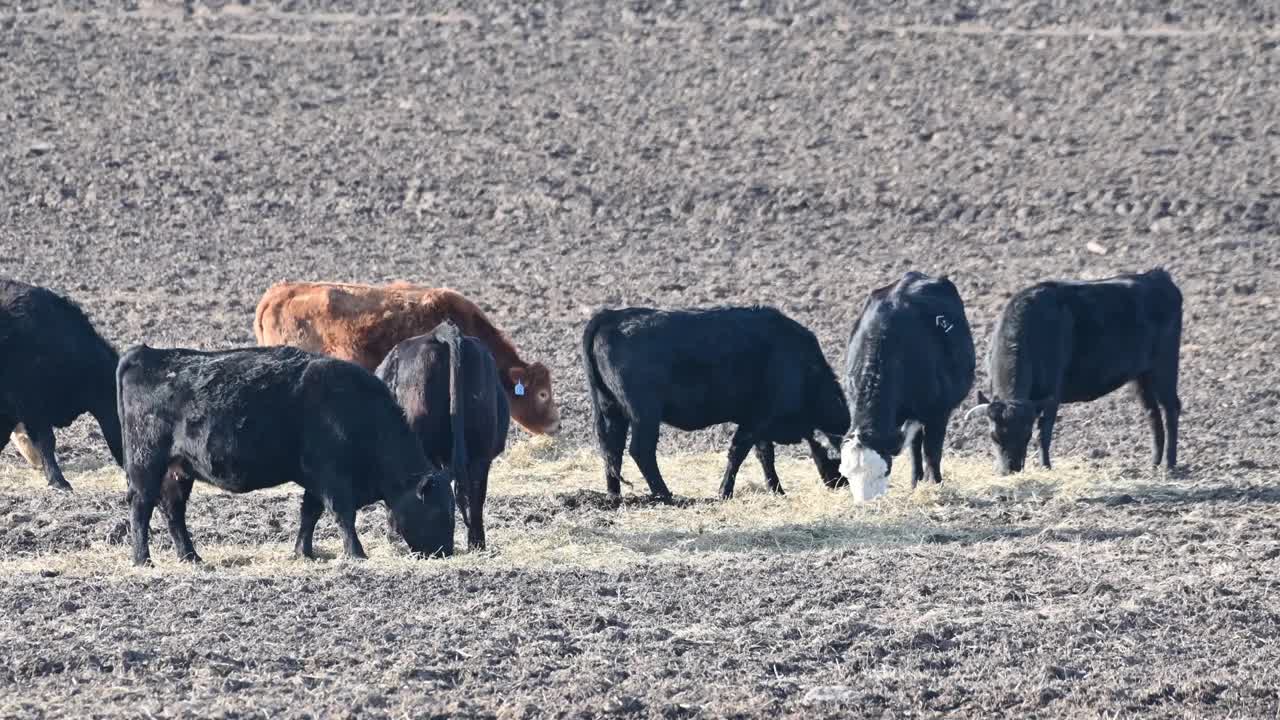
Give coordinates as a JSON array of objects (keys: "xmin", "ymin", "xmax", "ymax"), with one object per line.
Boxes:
[
  {"xmin": 838, "ymin": 427, "xmax": 909, "ymax": 502},
  {"xmin": 387, "ymin": 469, "xmax": 455, "ymax": 558},
  {"xmin": 508, "ymin": 362, "xmax": 561, "ymax": 435},
  {"xmin": 966, "ymin": 391, "xmax": 1047, "ymax": 474}
]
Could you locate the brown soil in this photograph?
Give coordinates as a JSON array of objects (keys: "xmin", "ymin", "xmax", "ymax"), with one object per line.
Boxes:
[{"xmin": 1, "ymin": 1, "xmax": 1278, "ymax": 717}]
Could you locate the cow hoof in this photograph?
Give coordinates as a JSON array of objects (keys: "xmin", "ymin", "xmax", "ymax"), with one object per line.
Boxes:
[
  {"xmin": 179, "ymin": 552, "xmax": 203, "ymax": 564},
  {"xmin": 652, "ymin": 494, "xmax": 675, "ymax": 506},
  {"xmin": 132, "ymin": 557, "xmax": 154, "ymax": 568},
  {"xmin": 48, "ymin": 479, "xmax": 73, "ymax": 492}
]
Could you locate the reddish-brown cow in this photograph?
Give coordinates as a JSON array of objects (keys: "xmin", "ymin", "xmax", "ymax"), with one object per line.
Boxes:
[{"xmin": 254, "ymin": 282, "xmax": 560, "ymax": 435}]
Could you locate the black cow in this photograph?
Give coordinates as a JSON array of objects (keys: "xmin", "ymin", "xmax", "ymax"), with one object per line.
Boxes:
[
  {"xmin": 839, "ymin": 272, "xmax": 976, "ymax": 500},
  {"xmin": 375, "ymin": 321, "xmax": 510, "ymax": 552},
  {"xmin": 0, "ymin": 279, "xmax": 123, "ymax": 489},
  {"xmin": 966, "ymin": 268, "xmax": 1183, "ymax": 473},
  {"xmin": 583, "ymin": 306, "xmax": 850, "ymax": 501},
  {"xmin": 116, "ymin": 344, "xmax": 455, "ymax": 566}
]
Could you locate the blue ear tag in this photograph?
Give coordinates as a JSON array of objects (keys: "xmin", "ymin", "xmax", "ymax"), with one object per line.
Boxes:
[{"xmin": 514, "ymin": 381, "xmax": 526, "ymax": 397}]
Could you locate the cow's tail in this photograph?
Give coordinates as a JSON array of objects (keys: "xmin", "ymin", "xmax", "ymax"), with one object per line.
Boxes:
[
  {"xmin": 581, "ymin": 309, "xmax": 615, "ymax": 421},
  {"xmin": 438, "ymin": 320, "xmax": 471, "ymax": 530},
  {"xmin": 580, "ymin": 310, "xmax": 633, "ymax": 487}
]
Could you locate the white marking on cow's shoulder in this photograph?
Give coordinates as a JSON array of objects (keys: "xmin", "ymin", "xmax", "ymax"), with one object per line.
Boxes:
[
  {"xmin": 935, "ymin": 315, "xmax": 954, "ymax": 333},
  {"xmin": 839, "ymin": 437, "xmax": 890, "ymax": 503}
]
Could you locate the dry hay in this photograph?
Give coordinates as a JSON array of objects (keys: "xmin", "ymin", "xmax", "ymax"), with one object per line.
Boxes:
[{"xmin": 0, "ymin": 437, "xmax": 1151, "ymax": 579}]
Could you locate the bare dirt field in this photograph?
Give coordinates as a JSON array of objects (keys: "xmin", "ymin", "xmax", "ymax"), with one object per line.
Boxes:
[{"xmin": 2, "ymin": 1, "xmax": 1279, "ymax": 717}]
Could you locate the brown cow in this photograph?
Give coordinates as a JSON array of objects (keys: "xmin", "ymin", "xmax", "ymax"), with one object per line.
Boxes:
[{"xmin": 254, "ymin": 282, "xmax": 560, "ymax": 435}]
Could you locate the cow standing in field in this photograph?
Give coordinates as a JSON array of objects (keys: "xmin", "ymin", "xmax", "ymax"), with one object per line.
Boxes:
[
  {"xmin": 839, "ymin": 272, "xmax": 976, "ymax": 501},
  {"xmin": 254, "ymin": 282, "xmax": 560, "ymax": 435},
  {"xmin": 116, "ymin": 344, "xmax": 455, "ymax": 566},
  {"xmin": 376, "ymin": 321, "xmax": 509, "ymax": 551},
  {"xmin": 967, "ymin": 268, "xmax": 1183, "ymax": 473},
  {"xmin": 0, "ymin": 279, "xmax": 123, "ymax": 489},
  {"xmin": 583, "ymin": 306, "xmax": 850, "ymax": 501}
]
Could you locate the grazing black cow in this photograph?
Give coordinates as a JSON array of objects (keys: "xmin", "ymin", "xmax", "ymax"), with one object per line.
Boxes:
[
  {"xmin": 375, "ymin": 321, "xmax": 510, "ymax": 552},
  {"xmin": 116, "ymin": 344, "xmax": 455, "ymax": 566},
  {"xmin": 583, "ymin": 306, "xmax": 850, "ymax": 501},
  {"xmin": 0, "ymin": 279, "xmax": 123, "ymax": 489},
  {"xmin": 838, "ymin": 272, "xmax": 976, "ymax": 500},
  {"xmin": 966, "ymin": 268, "xmax": 1183, "ymax": 473}
]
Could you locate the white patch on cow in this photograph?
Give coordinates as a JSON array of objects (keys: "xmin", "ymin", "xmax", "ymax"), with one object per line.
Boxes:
[
  {"xmin": 10, "ymin": 424, "xmax": 44, "ymax": 470},
  {"xmin": 839, "ymin": 439, "xmax": 890, "ymax": 503}
]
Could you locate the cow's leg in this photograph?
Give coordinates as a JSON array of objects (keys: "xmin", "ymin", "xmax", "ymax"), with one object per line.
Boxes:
[
  {"xmin": 715, "ymin": 427, "xmax": 754, "ymax": 500},
  {"xmin": 805, "ymin": 436, "xmax": 846, "ymax": 488},
  {"xmin": 921, "ymin": 417, "xmax": 949, "ymax": 485},
  {"xmin": 1133, "ymin": 378, "xmax": 1165, "ymax": 467},
  {"xmin": 909, "ymin": 429, "xmax": 926, "ymax": 489},
  {"xmin": 126, "ymin": 460, "xmax": 164, "ymax": 567},
  {"xmin": 1155, "ymin": 378, "xmax": 1181, "ymax": 470},
  {"xmin": 158, "ymin": 466, "xmax": 200, "ymax": 562},
  {"xmin": 752, "ymin": 441, "xmax": 785, "ymax": 496},
  {"xmin": 627, "ymin": 420, "xmax": 672, "ymax": 502},
  {"xmin": 294, "ymin": 490, "xmax": 324, "ymax": 559},
  {"xmin": 24, "ymin": 423, "xmax": 71, "ymax": 490},
  {"xmin": 467, "ymin": 458, "xmax": 493, "ymax": 551},
  {"xmin": 593, "ymin": 401, "xmax": 630, "ymax": 498},
  {"xmin": 1036, "ymin": 404, "xmax": 1059, "ymax": 469},
  {"xmin": 325, "ymin": 492, "xmax": 367, "ymax": 560},
  {"xmin": 9, "ymin": 423, "xmax": 44, "ymax": 470}
]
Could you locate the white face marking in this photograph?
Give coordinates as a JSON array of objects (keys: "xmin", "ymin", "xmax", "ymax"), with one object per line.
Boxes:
[{"xmin": 839, "ymin": 440, "xmax": 890, "ymax": 503}]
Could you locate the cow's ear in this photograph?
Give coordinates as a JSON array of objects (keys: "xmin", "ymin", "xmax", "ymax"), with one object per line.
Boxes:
[
  {"xmin": 977, "ymin": 390, "xmax": 990, "ymax": 405},
  {"xmin": 508, "ymin": 367, "xmax": 527, "ymax": 396}
]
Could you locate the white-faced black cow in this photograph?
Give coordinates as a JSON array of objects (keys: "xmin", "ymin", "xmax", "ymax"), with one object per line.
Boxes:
[
  {"xmin": 583, "ymin": 306, "xmax": 850, "ymax": 501},
  {"xmin": 116, "ymin": 345, "xmax": 455, "ymax": 566},
  {"xmin": 966, "ymin": 268, "xmax": 1183, "ymax": 473},
  {"xmin": 839, "ymin": 272, "xmax": 976, "ymax": 501},
  {"xmin": 0, "ymin": 279, "xmax": 123, "ymax": 489},
  {"xmin": 375, "ymin": 321, "xmax": 510, "ymax": 552}
]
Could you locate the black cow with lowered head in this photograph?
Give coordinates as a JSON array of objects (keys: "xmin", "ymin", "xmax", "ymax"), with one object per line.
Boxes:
[
  {"xmin": 838, "ymin": 272, "xmax": 976, "ymax": 500},
  {"xmin": 375, "ymin": 320, "xmax": 510, "ymax": 552},
  {"xmin": 966, "ymin": 268, "xmax": 1183, "ymax": 473},
  {"xmin": 583, "ymin": 305, "xmax": 850, "ymax": 501},
  {"xmin": 0, "ymin": 279, "xmax": 123, "ymax": 489},
  {"xmin": 116, "ymin": 344, "xmax": 455, "ymax": 566}
]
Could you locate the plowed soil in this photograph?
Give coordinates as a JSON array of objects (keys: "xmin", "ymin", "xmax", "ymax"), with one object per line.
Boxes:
[{"xmin": 1, "ymin": 1, "xmax": 1278, "ymax": 717}]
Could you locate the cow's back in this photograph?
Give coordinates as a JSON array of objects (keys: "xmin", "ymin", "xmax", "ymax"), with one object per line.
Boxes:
[
  {"xmin": 256, "ymin": 282, "xmax": 507, "ymax": 371},
  {"xmin": 588, "ymin": 306, "xmax": 841, "ymax": 433},
  {"xmin": 1, "ymin": 280, "xmax": 119, "ymax": 418},
  {"xmin": 848, "ymin": 274, "xmax": 974, "ymax": 421},
  {"xmin": 1058, "ymin": 272, "xmax": 1181, "ymax": 400},
  {"xmin": 378, "ymin": 334, "xmax": 508, "ymax": 466}
]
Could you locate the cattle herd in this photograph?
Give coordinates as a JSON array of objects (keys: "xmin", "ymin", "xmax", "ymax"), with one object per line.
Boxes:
[{"xmin": 0, "ymin": 267, "xmax": 1183, "ymax": 565}]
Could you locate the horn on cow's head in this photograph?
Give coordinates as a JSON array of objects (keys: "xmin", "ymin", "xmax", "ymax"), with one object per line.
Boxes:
[{"xmin": 963, "ymin": 404, "xmax": 991, "ymax": 423}]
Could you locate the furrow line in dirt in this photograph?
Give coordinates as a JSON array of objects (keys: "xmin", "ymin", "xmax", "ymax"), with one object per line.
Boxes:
[{"xmin": 6, "ymin": 8, "xmax": 1279, "ymax": 43}]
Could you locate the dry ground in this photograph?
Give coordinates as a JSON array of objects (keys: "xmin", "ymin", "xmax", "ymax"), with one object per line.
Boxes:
[{"xmin": 1, "ymin": 0, "xmax": 1279, "ymax": 717}]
